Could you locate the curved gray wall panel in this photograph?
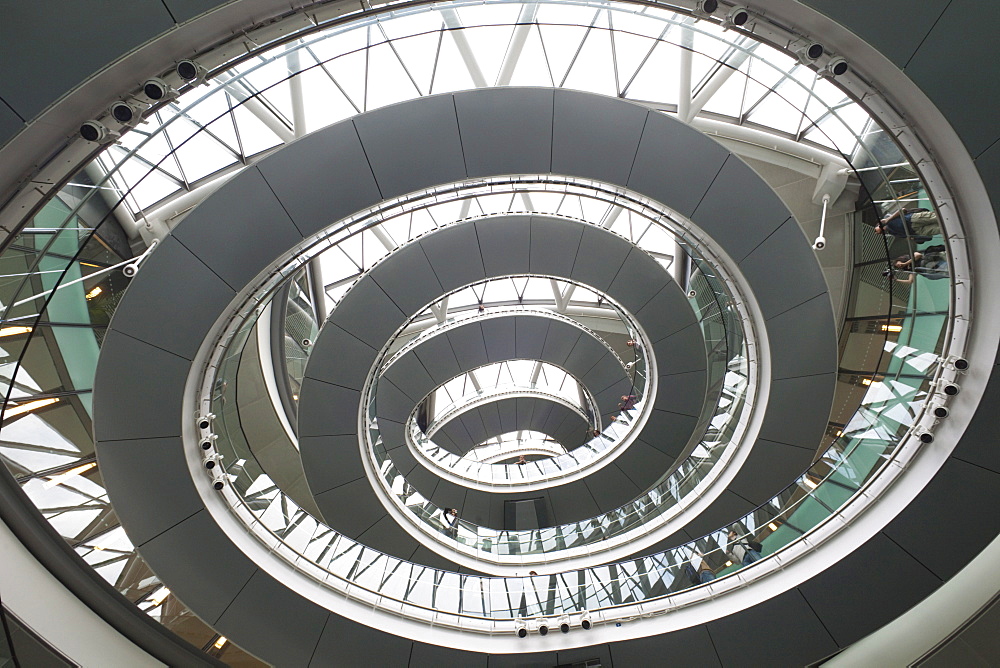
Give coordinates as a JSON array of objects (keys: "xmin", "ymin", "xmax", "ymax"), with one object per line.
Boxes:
[{"xmin": 93, "ymin": 88, "xmax": 838, "ymax": 663}]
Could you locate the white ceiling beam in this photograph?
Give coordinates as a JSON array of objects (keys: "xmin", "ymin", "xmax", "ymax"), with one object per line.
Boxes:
[
  {"xmin": 496, "ymin": 4, "xmax": 538, "ymax": 86},
  {"xmin": 441, "ymin": 9, "xmax": 488, "ymax": 88}
]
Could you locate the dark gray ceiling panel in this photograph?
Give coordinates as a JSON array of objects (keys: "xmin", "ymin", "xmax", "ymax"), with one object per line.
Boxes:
[
  {"xmin": 551, "ymin": 90, "xmax": 647, "ymax": 185},
  {"xmin": 798, "ymin": 532, "xmax": 942, "ymax": 647},
  {"xmin": 0, "ymin": 1, "xmax": 174, "ymax": 120},
  {"xmin": 656, "ymin": 369, "xmax": 709, "ymax": 418},
  {"xmin": 162, "ymin": 0, "xmax": 229, "ymax": 22},
  {"xmin": 612, "ymin": 625, "xmax": 720, "ymax": 667},
  {"xmin": 257, "ymin": 121, "xmax": 383, "ymax": 237},
  {"xmin": 586, "ymin": 464, "xmax": 641, "ymax": 509},
  {"xmin": 571, "ymin": 225, "xmax": 632, "ymax": 293},
  {"xmin": 313, "ymin": 479, "xmax": 386, "ymax": 537},
  {"xmin": 297, "ymin": 378, "xmax": 361, "ymax": 437},
  {"xmin": 766, "ymin": 293, "xmax": 836, "ymax": 380},
  {"xmin": 903, "ymin": 0, "xmax": 1000, "ymax": 156},
  {"xmin": 436, "ymin": 418, "xmax": 474, "ymax": 453},
  {"xmin": 486, "ymin": 651, "xmax": 559, "ymax": 668},
  {"xmin": 642, "ymin": 410, "xmax": 699, "ymax": 459},
  {"xmin": 0, "ymin": 101, "xmax": 23, "ymax": 151},
  {"xmin": 375, "ymin": 378, "xmax": 415, "ymax": 424},
  {"xmin": 653, "ymin": 324, "xmax": 708, "ymax": 375},
  {"xmin": 382, "ymin": 352, "xmax": 435, "ymax": 403},
  {"xmin": 541, "ymin": 321, "xmax": 583, "ymax": 365},
  {"xmin": 528, "ymin": 216, "xmax": 585, "ymax": 278},
  {"xmin": 583, "ymin": 354, "xmax": 627, "ymax": 395},
  {"xmin": 883, "ymin": 458, "xmax": 1000, "ymax": 582},
  {"xmin": 408, "ymin": 545, "xmax": 463, "ymax": 572},
  {"xmin": 478, "ymin": 402, "xmax": 503, "ymax": 438},
  {"xmin": 96, "ymin": 436, "xmax": 201, "ymax": 547},
  {"xmin": 358, "ymin": 515, "xmax": 420, "ymax": 559},
  {"xmin": 475, "ymin": 216, "xmax": 532, "ymax": 277},
  {"xmin": 459, "ymin": 410, "xmax": 489, "ymax": 445},
  {"xmin": 459, "ymin": 488, "xmax": 491, "ymax": 526},
  {"xmin": 691, "ymin": 156, "xmax": 791, "ymax": 264},
  {"xmin": 564, "ymin": 338, "xmax": 606, "ymax": 379},
  {"xmin": 172, "ymin": 167, "xmax": 303, "ymax": 291},
  {"xmin": 431, "ymin": 479, "xmax": 468, "ymax": 512},
  {"xmin": 214, "ymin": 571, "xmax": 328, "ymax": 668},
  {"xmin": 636, "ymin": 282, "xmax": 699, "ymax": 342},
  {"xmin": 327, "ymin": 276, "xmax": 407, "ymax": 348},
  {"xmin": 298, "ymin": 435, "xmax": 365, "ymax": 495},
  {"xmin": 483, "ymin": 317, "xmax": 516, "ymax": 362},
  {"xmin": 673, "ymin": 490, "xmax": 756, "ymax": 545},
  {"xmin": 593, "ymin": 378, "xmax": 637, "ymax": 415},
  {"xmin": 353, "ymin": 95, "xmax": 466, "ymax": 200},
  {"xmin": 109, "ymin": 235, "xmax": 235, "ymax": 361},
  {"xmin": 738, "ymin": 218, "xmax": 825, "ymax": 320},
  {"xmin": 309, "ymin": 616, "xmax": 413, "ymax": 668},
  {"xmin": 514, "ymin": 317, "xmax": 549, "ymax": 360},
  {"xmin": 947, "ymin": 363, "xmax": 1000, "ymax": 474},
  {"xmin": 385, "ymin": 439, "xmax": 418, "ymax": 476},
  {"xmin": 403, "ymin": 457, "xmax": 441, "ymax": 496},
  {"xmin": 608, "ymin": 249, "xmax": 672, "ymax": 313},
  {"xmin": 726, "ymin": 439, "xmax": 813, "ymax": 505},
  {"xmin": 515, "ymin": 396, "xmax": 536, "ymax": 427},
  {"xmin": 379, "ymin": 420, "xmax": 408, "ymax": 458},
  {"xmin": 138, "ymin": 511, "xmax": 257, "ymax": 626},
  {"xmin": 94, "ymin": 331, "xmax": 189, "ymax": 441},
  {"xmin": 455, "ymin": 87, "xmax": 553, "ymax": 178},
  {"xmin": 302, "ymin": 324, "xmax": 376, "ymax": 390},
  {"xmin": 757, "ymin": 374, "xmax": 834, "ymax": 450},
  {"xmin": 409, "ymin": 643, "xmax": 488, "ymax": 668},
  {"xmin": 615, "ymin": 441, "xmax": 675, "ymax": 487},
  {"xmin": 547, "ymin": 480, "xmax": 600, "ymax": 526},
  {"xmin": 419, "ymin": 222, "xmax": 487, "ymax": 293},
  {"xmin": 628, "ymin": 111, "xmax": 730, "ymax": 218},
  {"xmin": 369, "ymin": 242, "xmax": 443, "ymax": 316},
  {"xmin": 800, "ymin": 0, "xmax": 950, "ymax": 69},
  {"xmin": 413, "ymin": 334, "xmax": 464, "ymax": 385},
  {"xmin": 707, "ymin": 590, "xmax": 838, "ymax": 667},
  {"xmin": 497, "ymin": 397, "xmax": 518, "ymax": 434},
  {"xmin": 446, "ymin": 322, "xmax": 489, "ymax": 370},
  {"xmin": 556, "ymin": 645, "xmax": 615, "ymax": 668}
]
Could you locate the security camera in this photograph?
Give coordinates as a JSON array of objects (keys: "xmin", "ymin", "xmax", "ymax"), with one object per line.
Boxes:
[
  {"xmin": 79, "ymin": 120, "xmax": 119, "ymax": 144},
  {"xmin": 812, "ymin": 236, "xmax": 826, "ymax": 250},
  {"xmin": 688, "ymin": 290, "xmax": 697, "ymax": 298},
  {"xmin": 558, "ymin": 615, "xmax": 571, "ymax": 634},
  {"xmin": 580, "ymin": 612, "xmax": 593, "ymax": 630},
  {"xmin": 109, "ymin": 101, "xmax": 144, "ymax": 127},
  {"xmin": 176, "ymin": 59, "xmax": 208, "ymax": 85},
  {"xmin": 302, "ymin": 338, "xmax": 312, "ymax": 347},
  {"xmin": 692, "ymin": 0, "xmax": 718, "ymax": 18},
  {"xmin": 821, "ymin": 56, "xmax": 849, "ymax": 78},
  {"xmin": 795, "ymin": 41, "xmax": 824, "ymax": 63},
  {"xmin": 722, "ymin": 6, "xmax": 751, "ymax": 29},
  {"xmin": 142, "ymin": 77, "xmax": 178, "ymax": 103},
  {"xmin": 537, "ymin": 619, "xmax": 549, "ymax": 636},
  {"xmin": 122, "ymin": 263, "xmax": 139, "ymax": 278},
  {"xmin": 514, "ymin": 619, "xmax": 528, "ymax": 638}
]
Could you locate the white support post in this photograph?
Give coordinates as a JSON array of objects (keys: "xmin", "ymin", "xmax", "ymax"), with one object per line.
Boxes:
[
  {"xmin": 678, "ymin": 24, "xmax": 694, "ymax": 124},
  {"xmin": 496, "ymin": 4, "xmax": 539, "ymax": 86},
  {"xmin": 217, "ymin": 73, "xmax": 296, "ymax": 143},
  {"xmin": 286, "ymin": 43, "xmax": 308, "ymax": 138},
  {"xmin": 441, "ymin": 9, "xmax": 488, "ymax": 87}
]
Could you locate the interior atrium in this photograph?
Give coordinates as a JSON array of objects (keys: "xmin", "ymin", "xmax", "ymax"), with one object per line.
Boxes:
[{"xmin": 1, "ymin": 1, "xmax": 999, "ymax": 666}]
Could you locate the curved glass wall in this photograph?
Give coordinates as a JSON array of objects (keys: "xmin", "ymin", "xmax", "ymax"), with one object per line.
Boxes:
[{"xmin": 0, "ymin": 0, "xmax": 957, "ymax": 649}]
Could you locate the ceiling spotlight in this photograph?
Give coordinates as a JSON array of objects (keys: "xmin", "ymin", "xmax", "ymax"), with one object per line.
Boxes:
[
  {"xmin": 514, "ymin": 619, "xmax": 528, "ymax": 638},
  {"xmin": 79, "ymin": 120, "xmax": 119, "ymax": 144},
  {"xmin": 821, "ymin": 56, "xmax": 850, "ymax": 78},
  {"xmin": 795, "ymin": 41, "xmax": 825, "ymax": 63},
  {"xmin": 722, "ymin": 6, "xmax": 751, "ymax": 29},
  {"xmin": 211, "ymin": 471, "xmax": 226, "ymax": 491},
  {"xmin": 109, "ymin": 101, "xmax": 144, "ymax": 127},
  {"xmin": 580, "ymin": 613, "xmax": 593, "ymax": 630},
  {"xmin": 198, "ymin": 414, "xmax": 215, "ymax": 431},
  {"xmin": 915, "ymin": 427, "xmax": 934, "ymax": 444},
  {"xmin": 693, "ymin": 0, "xmax": 719, "ymax": 18},
  {"xmin": 142, "ymin": 77, "xmax": 178, "ymax": 103},
  {"xmin": 537, "ymin": 619, "xmax": 550, "ymax": 636},
  {"xmin": 948, "ymin": 356, "xmax": 969, "ymax": 372},
  {"xmin": 558, "ymin": 615, "xmax": 571, "ymax": 634},
  {"xmin": 200, "ymin": 439, "xmax": 214, "ymax": 450},
  {"xmin": 933, "ymin": 405, "xmax": 950, "ymax": 419},
  {"xmin": 942, "ymin": 382, "xmax": 961, "ymax": 396},
  {"xmin": 176, "ymin": 59, "xmax": 208, "ymax": 85}
]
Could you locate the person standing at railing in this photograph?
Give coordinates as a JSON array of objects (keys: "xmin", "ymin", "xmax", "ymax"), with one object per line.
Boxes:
[
  {"xmin": 874, "ymin": 207, "xmax": 940, "ymax": 241},
  {"xmin": 889, "ymin": 247, "xmax": 949, "ymax": 284},
  {"xmin": 619, "ymin": 394, "xmax": 637, "ymax": 410},
  {"xmin": 442, "ymin": 507, "xmax": 460, "ymax": 539},
  {"xmin": 727, "ymin": 527, "xmax": 763, "ymax": 566}
]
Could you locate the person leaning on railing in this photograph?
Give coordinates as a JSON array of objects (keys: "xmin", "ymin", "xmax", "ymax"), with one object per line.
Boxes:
[
  {"xmin": 874, "ymin": 207, "xmax": 940, "ymax": 241},
  {"xmin": 727, "ymin": 527, "xmax": 763, "ymax": 567}
]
